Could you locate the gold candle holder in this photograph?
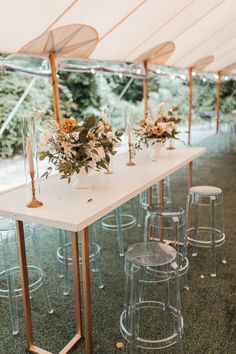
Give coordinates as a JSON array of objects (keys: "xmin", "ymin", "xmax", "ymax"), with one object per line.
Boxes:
[
  {"xmin": 166, "ymin": 138, "xmax": 176, "ymax": 150},
  {"xmin": 126, "ymin": 143, "xmax": 136, "ymax": 166},
  {"xmin": 27, "ymin": 172, "xmax": 43, "ymax": 208},
  {"xmin": 22, "ymin": 116, "xmax": 43, "ymax": 208}
]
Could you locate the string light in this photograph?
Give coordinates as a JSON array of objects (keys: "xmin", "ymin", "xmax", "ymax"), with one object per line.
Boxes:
[{"xmin": 3, "ymin": 58, "xmax": 234, "ymax": 83}]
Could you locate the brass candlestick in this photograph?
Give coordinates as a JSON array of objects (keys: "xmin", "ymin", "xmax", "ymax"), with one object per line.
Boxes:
[
  {"xmin": 126, "ymin": 143, "xmax": 136, "ymax": 166},
  {"xmin": 27, "ymin": 172, "xmax": 43, "ymax": 208},
  {"xmin": 167, "ymin": 138, "xmax": 176, "ymax": 150}
]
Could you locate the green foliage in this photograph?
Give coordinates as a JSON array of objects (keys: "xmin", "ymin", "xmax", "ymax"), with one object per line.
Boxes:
[
  {"xmin": 59, "ymin": 72, "xmax": 101, "ymax": 118},
  {"xmin": 1, "ymin": 64, "xmax": 236, "ymax": 161},
  {"xmin": 0, "ymin": 72, "xmax": 52, "ymax": 159}
]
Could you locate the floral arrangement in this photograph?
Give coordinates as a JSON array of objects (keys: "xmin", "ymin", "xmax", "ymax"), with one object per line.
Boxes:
[
  {"xmin": 134, "ymin": 103, "xmax": 181, "ymax": 149},
  {"xmin": 39, "ymin": 113, "xmax": 122, "ymax": 181}
]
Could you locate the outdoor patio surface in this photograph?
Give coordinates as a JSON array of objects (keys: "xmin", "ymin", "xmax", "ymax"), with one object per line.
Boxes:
[{"xmin": 0, "ymin": 126, "xmax": 235, "ymax": 354}]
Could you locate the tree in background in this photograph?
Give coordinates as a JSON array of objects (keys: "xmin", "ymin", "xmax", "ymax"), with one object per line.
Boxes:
[
  {"xmin": 0, "ymin": 72, "xmax": 53, "ymax": 159},
  {"xmin": 59, "ymin": 72, "xmax": 101, "ymax": 118},
  {"xmin": 1, "ymin": 67, "xmax": 236, "ymax": 160}
]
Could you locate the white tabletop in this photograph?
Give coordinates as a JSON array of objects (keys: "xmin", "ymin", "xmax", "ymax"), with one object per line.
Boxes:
[{"xmin": 0, "ymin": 147, "xmax": 206, "ymax": 232}]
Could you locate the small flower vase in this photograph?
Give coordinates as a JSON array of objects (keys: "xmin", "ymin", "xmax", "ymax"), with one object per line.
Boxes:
[
  {"xmin": 148, "ymin": 140, "xmax": 165, "ymax": 161},
  {"xmin": 71, "ymin": 167, "xmax": 91, "ymax": 189}
]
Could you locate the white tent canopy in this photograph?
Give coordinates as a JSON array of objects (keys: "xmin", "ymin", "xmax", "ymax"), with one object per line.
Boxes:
[{"xmin": 1, "ymin": 0, "xmax": 236, "ymax": 74}]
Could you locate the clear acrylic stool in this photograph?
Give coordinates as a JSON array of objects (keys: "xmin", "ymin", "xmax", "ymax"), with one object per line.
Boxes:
[
  {"xmin": 137, "ymin": 177, "xmax": 172, "ymax": 227},
  {"xmin": 57, "ymin": 229, "xmax": 104, "ymax": 295},
  {"xmin": 0, "ymin": 217, "xmax": 53, "ymax": 335},
  {"xmin": 120, "ymin": 242, "xmax": 183, "ymax": 353},
  {"xmin": 186, "ymin": 186, "xmax": 226, "ymax": 277},
  {"xmin": 101, "ymin": 205, "xmax": 136, "ymax": 257},
  {"xmin": 144, "ymin": 203, "xmax": 189, "ymax": 279}
]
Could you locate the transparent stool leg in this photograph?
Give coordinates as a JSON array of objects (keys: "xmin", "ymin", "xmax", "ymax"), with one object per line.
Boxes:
[
  {"xmin": 163, "ymin": 278, "xmax": 172, "ymax": 337},
  {"xmin": 176, "ymin": 273, "xmax": 183, "ymax": 354},
  {"xmin": 41, "ymin": 273, "xmax": 54, "ymax": 314},
  {"xmin": 32, "ymin": 229, "xmax": 53, "ymax": 313},
  {"xmin": 144, "ymin": 213, "xmax": 150, "ymax": 242},
  {"xmin": 58, "ymin": 229, "xmax": 65, "ymax": 278},
  {"xmin": 7, "ymin": 274, "xmax": 19, "ymax": 335},
  {"xmin": 93, "ymin": 254, "xmax": 104, "ymax": 289},
  {"xmin": 63, "ymin": 238, "xmax": 70, "ymax": 295},
  {"xmin": 220, "ymin": 201, "xmax": 227, "ymax": 264},
  {"xmin": 129, "ymin": 266, "xmax": 140, "ymax": 354},
  {"xmin": 137, "ymin": 194, "xmax": 144, "ymax": 228},
  {"xmin": 192, "ymin": 203, "xmax": 200, "ymax": 257},
  {"xmin": 3, "ymin": 239, "xmax": 19, "ymax": 335},
  {"xmin": 210, "ymin": 196, "xmax": 217, "ymax": 277},
  {"xmin": 115, "ymin": 208, "xmax": 124, "ymax": 257}
]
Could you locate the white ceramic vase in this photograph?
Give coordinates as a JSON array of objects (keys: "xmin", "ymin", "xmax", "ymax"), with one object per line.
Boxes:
[
  {"xmin": 148, "ymin": 140, "xmax": 165, "ymax": 161},
  {"xmin": 71, "ymin": 167, "xmax": 91, "ymax": 189}
]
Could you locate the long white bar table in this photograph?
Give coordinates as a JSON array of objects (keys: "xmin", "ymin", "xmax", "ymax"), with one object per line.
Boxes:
[{"xmin": 0, "ymin": 146, "xmax": 206, "ymax": 354}]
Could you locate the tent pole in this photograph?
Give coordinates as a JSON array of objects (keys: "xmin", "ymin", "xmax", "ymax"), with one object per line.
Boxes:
[
  {"xmin": 49, "ymin": 52, "xmax": 61, "ymax": 125},
  {"xmin": 188, "ymin": 67, "xmax": 193, "ymax": 146},
  {"xmin": 143, "ymin": 60, "xmax": 153, "ymax": 221},
  {"xmin": 188, "ymin": 67, "xmax": 193, "ymax": 189},
  {"xmin": 143, "ymin": 60, "xmax": 148, "ymax": 119},
  {"xmin": 216, "ymin": 72, "xmax": 221, "ymax": 133}
]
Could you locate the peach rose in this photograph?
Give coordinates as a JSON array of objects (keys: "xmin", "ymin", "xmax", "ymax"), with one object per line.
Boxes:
[
  {"xmin": 87, "ymin": 131, "xmax": 95, "ymax": 139},
  {"xmin": 104, "ymin": 124, "xmax": 112, "ymax": 132},
  {"xmin": 61, "ymin": 118, "xmax": 77, "ymax": 132},
  {"xmin": 139, "ymin": 119, "xmax": 146, "ymax": 127},
  {"xmin": 152, "ymin": 125, "xmax": 164, "ymax": 136}
]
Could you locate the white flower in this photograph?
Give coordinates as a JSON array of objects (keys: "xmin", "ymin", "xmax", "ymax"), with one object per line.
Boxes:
[
  {"xmin": 39, "ymin": 130, "xmax": 52, "ymax": 148},
  {"xmin": 97, "ymin": 121, "xmax": 105, "ymax": 132},
  {"xmin": 166, "ymin": 124, "xmax": 173, "ymax": 135},
  {"xmin": 156, "ymin": 102, "xmax": 165, "ymax": 116},
  {"xmin": 61, "ymin": 141, "xmax": 74, "ymax": 157},
  {"xmin": 101, "ymin": 112, "xmax": 109, "ymax": 124},
  {"xmin": 158, "ymin": 122, "xmax": 168, "ymax": 131},
  {"xmin": 71, "ymin": 131, "xmax": 80, "ymax": 139},
  {"xmin": 97, "ymin": 146, "xmax": 106, "ymax": 160},
  {"xmin": 88, "ymin": 142, "xmax": 106, "ymax": 162},
  {"xmin": 146, "ymin": 118, "xmax": 155, "ymax": 126},
  {"xmin": 106, "ymin": 131, "xmax": 113, "ymax": 140}
]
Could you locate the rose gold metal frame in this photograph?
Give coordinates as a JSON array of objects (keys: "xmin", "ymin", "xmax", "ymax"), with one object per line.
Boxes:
[
  {"xmin": 15, "ymin": 220, "xmax": 85, "ymax": 354},
  {"xmin": 49, "ymin": 52, "xmax": 61, "ymax": 126},
  {"xmin": 159, "ymin": 179, "xmax": 164, "ymax": 242},
  {"xmin": 143, "ymin": 60, "xmax": 148, "ymax": 118},
  {"xmin": 188, "ymin": 67, "xmax": 193, "ymax": 146},
  {"xmin": 216, "ymin": 72, "xmax": 221, "ymax": 133}
]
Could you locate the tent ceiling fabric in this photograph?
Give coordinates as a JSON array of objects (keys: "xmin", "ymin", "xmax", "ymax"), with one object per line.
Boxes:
[{"xmin": 1, "ymin": 0, "xmax": 236, "ymax": 73}]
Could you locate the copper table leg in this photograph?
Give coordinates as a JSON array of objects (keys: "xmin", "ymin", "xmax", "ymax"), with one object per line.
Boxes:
[
  {"xmin": 82, "ymin": 227, "xmax": 93, "ymax": 354},
  {"xmin": 16, "ymin": 220, "xmax": 83, "ymax": 354}
]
